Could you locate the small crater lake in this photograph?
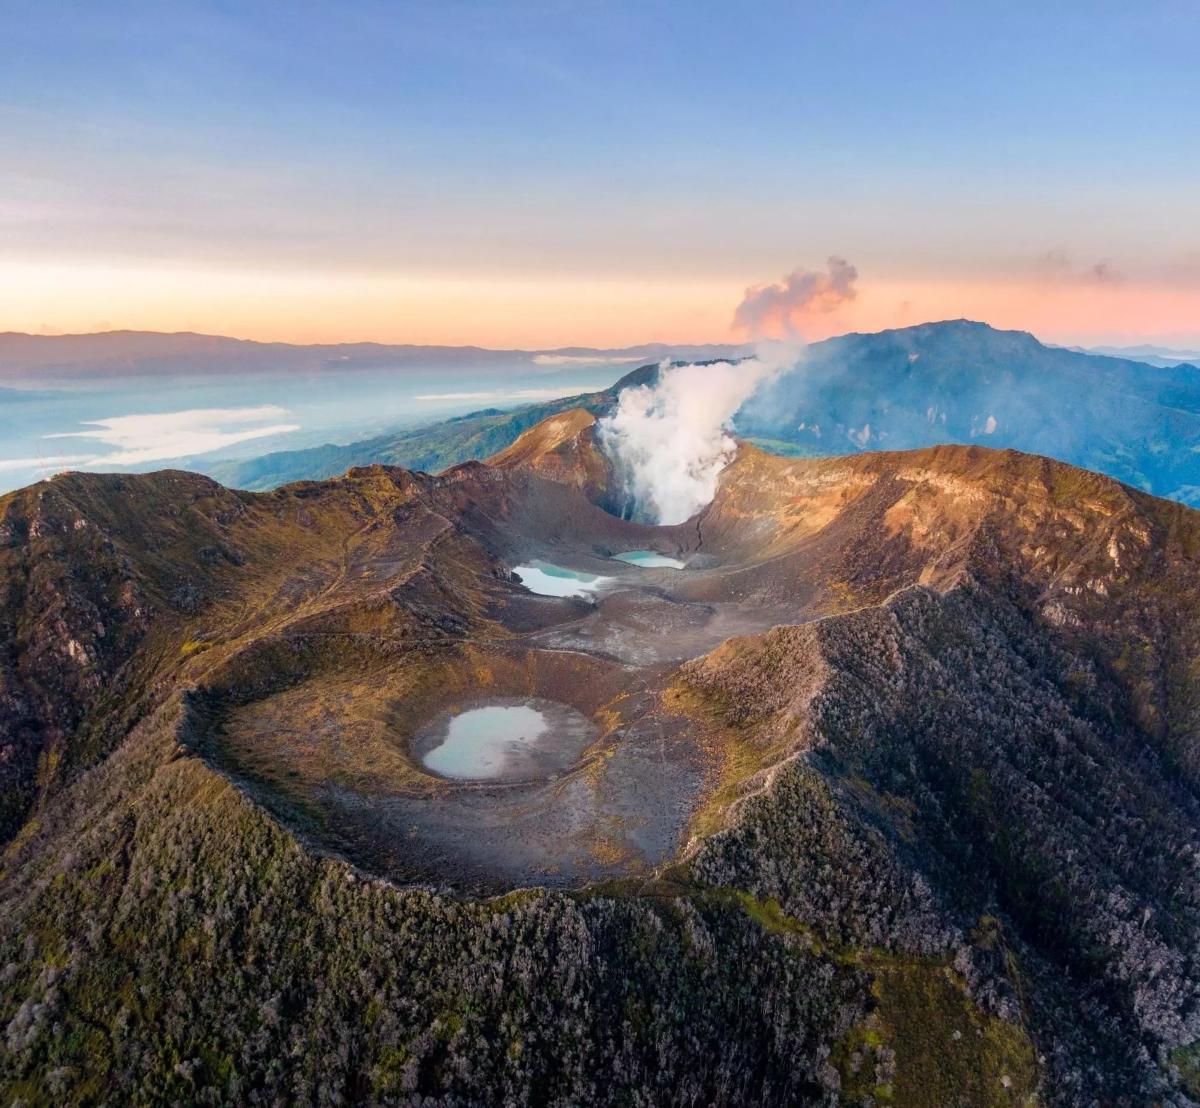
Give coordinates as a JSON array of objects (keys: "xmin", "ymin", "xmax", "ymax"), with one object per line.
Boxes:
[
  {"xmin": 612, "ymin": 550, "xmax": 688, "ymax": 569},
  {"xmin": 513, "ymin": 562, "xmax": 610, "ymax": 598},
  {"xmin": 415, "ymin": 698, "xmax": 597, "ymax": 782}
]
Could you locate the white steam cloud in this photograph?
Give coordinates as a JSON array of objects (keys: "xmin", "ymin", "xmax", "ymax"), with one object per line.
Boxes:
[
  {"xmin": 598, "ymin": 342, "xmax": 800, "ymax": 525},
  {"xmin": 733, "ymin": 257, "xmax": 858, "ymax": 340},
  {"xmin": 597, "ymin": 258, "xmax": 854, "ymax": 525}
]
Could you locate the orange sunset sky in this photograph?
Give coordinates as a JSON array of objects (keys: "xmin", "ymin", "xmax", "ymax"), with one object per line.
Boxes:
[
  {"xmin": 4, "ymin": 4, "xmax": 1198, "ymax": 349},
  {"xmin": 6, "ymin": 262, "xmax": 1199, "ymax": 350}
]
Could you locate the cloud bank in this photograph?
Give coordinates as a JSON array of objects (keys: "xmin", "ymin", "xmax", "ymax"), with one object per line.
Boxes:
[{"xmin": 45, "ymin": 405, "xmax": 300, "ymax": 466}]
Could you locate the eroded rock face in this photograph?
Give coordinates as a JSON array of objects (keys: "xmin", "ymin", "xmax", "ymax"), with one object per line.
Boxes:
[
  {"xmin": 685, "ymin": 584, "xmax": 1200, "ymax": 1098},
  {"xmin": 3, "ymin": 421, "xmax": 1200, "ymax": 1104}
]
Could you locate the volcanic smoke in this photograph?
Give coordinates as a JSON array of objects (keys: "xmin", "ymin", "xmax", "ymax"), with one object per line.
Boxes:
[
  {"xmin": 598, "ymin": 342, "xmax": 799, "ymax": 525},
  {"xmin": 598, "ymin": 258, "xmax": 857, "ymax": 525}
]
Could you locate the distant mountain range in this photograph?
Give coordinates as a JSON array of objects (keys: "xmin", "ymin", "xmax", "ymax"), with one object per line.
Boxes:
[
  {"xmin": 0, "ymin": 330, "xmax": 749, "ymax": 384},
  {"xmin": 736, "ymin": 320, "xmax": 1200, "ymax": 504},
  {"xmin": 207, "ymin": 320, "xmax": 1200, "ymax": 507},
  {"xmin": 1062, "ymin": 342, "xmax": 1200, "ymax": 369}
]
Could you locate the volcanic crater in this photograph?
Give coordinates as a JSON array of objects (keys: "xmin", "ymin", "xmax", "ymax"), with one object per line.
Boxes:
[
  {"xmin": 179, "ymin": 412, "xmax": 854, "ymax": 891},
  {"xmin": 181, "ymin": 406, "xmax": 1167, "ymax": 896},
  {"xmin": 9, "ymin": 362, "xmax": 1200, "ymax": 1105}
]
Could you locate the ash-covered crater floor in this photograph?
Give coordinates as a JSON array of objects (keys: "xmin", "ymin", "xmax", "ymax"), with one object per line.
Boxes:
[{"xmin": 202, "ymin": 519, "xmax": 811, "ymax": 892}]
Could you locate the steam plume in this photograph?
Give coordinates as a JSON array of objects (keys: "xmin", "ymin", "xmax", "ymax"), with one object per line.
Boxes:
[
  {"xmin": 598, "ymin": 342, "xmax": 800, "ymax": 525},
  {"xmin": 598, "ymin": 258, "xmax": 852, "ymax": 525},
  {"xmin": 732, "ymin": 257, "xmax": 858, "ymax": 340}
]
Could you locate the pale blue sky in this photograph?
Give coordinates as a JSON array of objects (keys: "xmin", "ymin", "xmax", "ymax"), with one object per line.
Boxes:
[{"xmin": 2, "ymin": 1, "xmax": 1198, "ymax": 344}]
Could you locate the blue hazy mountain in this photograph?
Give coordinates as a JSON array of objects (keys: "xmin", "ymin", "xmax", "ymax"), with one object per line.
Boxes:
[
  {"xmin": 209, "ymin": 320, "xmax": 1200, "ymax": 506},
  {"xmin": 736, "ymin": 320, "xmax": 1200, "ymax": 504},
  {"xmin": 1065, "ymin": 342, "xmax": 1200, "ymax": 369}
]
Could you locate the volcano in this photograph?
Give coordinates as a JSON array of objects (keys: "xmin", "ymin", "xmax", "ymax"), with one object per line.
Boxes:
[{"xmin": 3, "ymin": 409, "xmax": 1200, "ymax": 1104}]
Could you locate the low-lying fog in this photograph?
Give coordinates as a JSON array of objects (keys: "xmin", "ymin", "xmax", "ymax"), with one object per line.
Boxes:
[{"xmin": 0, "ymin": 362, "xmax": 611, "ymax": 495}]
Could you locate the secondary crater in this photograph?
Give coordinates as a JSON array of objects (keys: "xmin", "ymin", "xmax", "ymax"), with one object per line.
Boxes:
[{"xmin": 413, "ymin": 697, "xmax": 597, "ymax": 782}]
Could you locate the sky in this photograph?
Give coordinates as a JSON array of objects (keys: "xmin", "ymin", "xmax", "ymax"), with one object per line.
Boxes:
[{"xmin": 2, "ymin": 0, "xmax": 1198, "ymax": 348}]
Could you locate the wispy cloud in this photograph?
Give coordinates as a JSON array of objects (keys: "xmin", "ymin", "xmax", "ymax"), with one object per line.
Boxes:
[
  {"xmin": 1036, "ymin": 249, "xmax": 1123, "ymax": 285},
  {"xmin": 1036, "ymin": 247, "xmax": 1072, "ymax": 275},
  {"xmin": 0, "ymin": 454, "xmax": 92, "ymax": 474},
  {"xmin": 44, "ymin": 405, "xmax": 300, "ymax": 466},
  {"xmin": 1090, "ymin": 260, "xmax": 1122, "ymax": 285}
]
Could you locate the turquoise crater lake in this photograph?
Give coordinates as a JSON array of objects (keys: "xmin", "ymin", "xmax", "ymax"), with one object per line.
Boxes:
[
  {"xmin": 416, "ymin": 698, "xmax": 597, "ymax": 781},
  {"xmin": 612, "ymin": 550, "xmax": 688, "ymax": 569},
  {"xmin": 513, "ymin": 562, "xmax": 611, "ymax": 598}
]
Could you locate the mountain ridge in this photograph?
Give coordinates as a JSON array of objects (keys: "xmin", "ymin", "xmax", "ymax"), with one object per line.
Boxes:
[
  {"xmin": 3, "ymin": 407, "xmax": 1200, "ymax": 1103},
  {"xmin": 0, "ymin": 329, "xmax": 749, "ymax": 381}
]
